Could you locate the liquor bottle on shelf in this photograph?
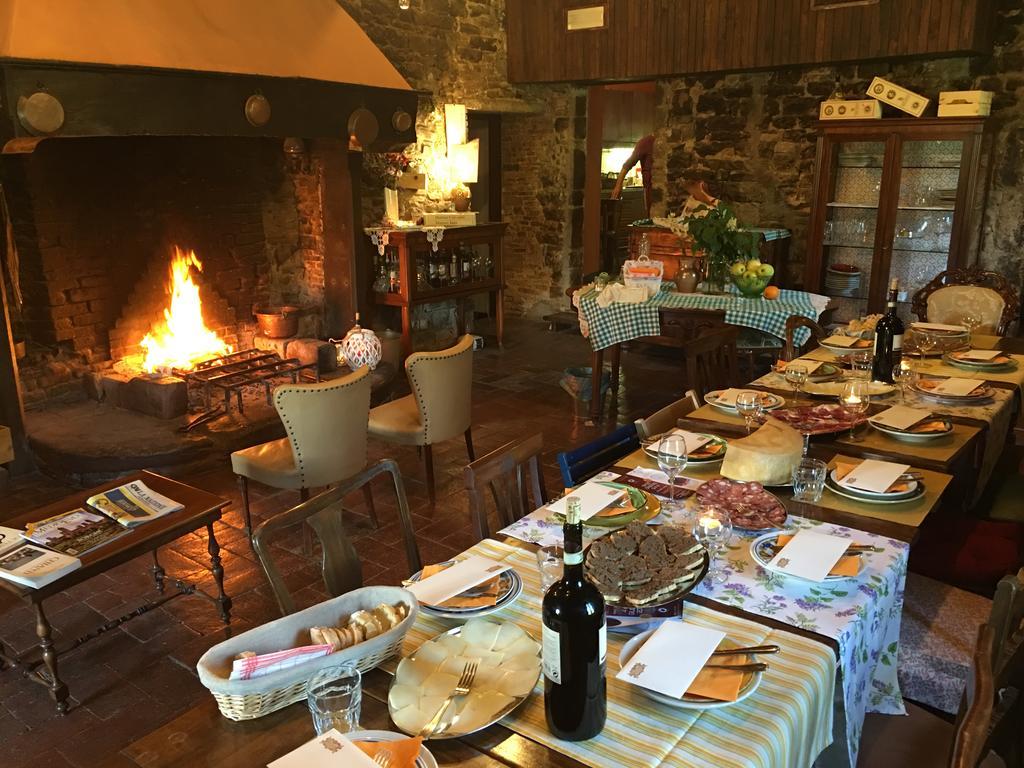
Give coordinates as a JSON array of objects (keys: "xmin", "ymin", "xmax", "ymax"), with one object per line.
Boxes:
[
  {"xmin": 451, "ymin": 252, "xmax": 459, "ymax": 285},
  {"xmin": 542, "ymin": 497, "xmax": 607, "ymax": 741},
  {"xmin": 461, "ymin": 247, "xmax": 472, "ymax": 282},
  {"xmin": 871, "ymin": 278, "xmax": 904, "ymax": 383},
  {"xmin": 438, "ymin": 254, "xmax": 448, "ymax": 286},
  {"xmin": 427, "ymin": 256, "xmax": 438, "ymax": 289}
]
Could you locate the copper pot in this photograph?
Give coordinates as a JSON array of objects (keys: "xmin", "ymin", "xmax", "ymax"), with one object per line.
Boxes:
[{"xmin": 254, "ymin": 305, "xmax": 301, "ymax": 338}]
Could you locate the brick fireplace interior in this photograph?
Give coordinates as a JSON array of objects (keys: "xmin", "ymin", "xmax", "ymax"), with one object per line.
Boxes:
[{"xmin": 3, "ymin": 136, "xmax": 327, "ymax": 409}]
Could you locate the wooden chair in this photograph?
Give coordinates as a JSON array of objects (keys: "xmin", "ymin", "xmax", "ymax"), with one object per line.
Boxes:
[
  {"xmin": 634, "ymin": 390, "xmax": 700, "ymax": 439},
  {"xmin": 911, "ymin": 267, "xmax": 1020, "ymax": 336},
  {"xmin": 252, "ymin": 464, "xmax": 422, "ymax": 616},
  {"xmin": 557, "ymin": 423, "xmax": 639, "ymax": 487},
  {"xmin": 680, "ymin": 325, "xmax": 739, "ymax": 398},
  {"xmin": 368, "ymin": 334, "xmax": 475, "ymax": 505},
  {"xmin": 783, "ymin": 315, "xmax": 826, "ymax": 361},
  {"xmin": 464, "ymin": 433, "xmax": 548, "ymax": 541}
]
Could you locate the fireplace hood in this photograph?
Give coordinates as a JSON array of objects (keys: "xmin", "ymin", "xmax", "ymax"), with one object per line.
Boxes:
[{"xmin": 0, "ymin": 0, "xmax": 420, "ymax": 152}]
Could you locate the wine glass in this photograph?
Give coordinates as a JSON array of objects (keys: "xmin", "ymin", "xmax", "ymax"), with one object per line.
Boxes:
[
  {"xmin": 735, "ymin": 391, "xmax": 763, "ymax": 435},
  {"xmin": 838, "ymin": 379, "xmax": 871, "ymax": 441},
  {"xmin": 656, "ymin": 435, "xmax": 688, "ymax": 511},
  {"xmin": 694, "ymin": 505, "xmax": 732, "ymax": 585},
  {"xmin": 784, "ymin": 364, "xmax": 809, "ymax": 405},
  {"xmin": 892, "ymin": 361, "xmax": 918, "ymax": 404},
  {"xmin": 960, "ymin": 313, "xmax": 982, "ymax": 346},
  {"xmin": 916, "ymin": 330, "xmax": 936, "ymax": 361}
]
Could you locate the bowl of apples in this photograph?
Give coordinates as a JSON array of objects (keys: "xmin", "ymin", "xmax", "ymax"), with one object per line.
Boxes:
[{"xmin": 729, "ymin": 259, "xmax": 775, "ymax": 298}]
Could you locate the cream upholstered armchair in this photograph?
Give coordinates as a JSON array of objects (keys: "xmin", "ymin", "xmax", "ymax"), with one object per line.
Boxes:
[
  {"xmin": 911, "ymin": 267, "xmax": 1020, "ymax": 336},
  {"xmin": 231, "ymin": 367, "xmax": 381, "ymax": 538},
  {"xmin": 368, "ymin": 334, "xmax": 475, "ymax": 504}
]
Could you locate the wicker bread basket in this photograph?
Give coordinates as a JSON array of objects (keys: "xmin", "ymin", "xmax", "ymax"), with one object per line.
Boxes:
[{"xmin": 197, "ymin": 586, "xmax": 418, "ymax": 721}]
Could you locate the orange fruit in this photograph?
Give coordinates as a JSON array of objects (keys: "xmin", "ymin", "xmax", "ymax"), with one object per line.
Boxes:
[{"xmin": 763, "ymin": 285, "xmax": 780, "ymax": 300}]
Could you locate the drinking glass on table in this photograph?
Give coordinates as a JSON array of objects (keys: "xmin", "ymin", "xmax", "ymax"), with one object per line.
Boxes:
[
  {"xmin": 694, "ymin": 505, "xmax": 732, "ymax": 585},
  {"xmin": 656, "ymin": 434, "xmax": 688, "ymax": 511},
  {"xmin": 915, "ymin": 330, "xmax": 936, "ymax": 360},
  {"xmin": 892, "ymin": 360, "xmax": 918, "ymax": 404},
  {"xmin": 735, "ymin": 391, "xmax": 763, "ymax": 434},
  {"xmin": 307, "ymin": 663, "xmax": 362, "ymax": 735},
  {"xmin": 784, "ymin": 364, "xmax": 809, "ymax": 405},
  {"xmin": 960, "ymin": 313, "xmax": 982, "ymax": 346},
  {"xmin": 850, "ymin": 351, "xmax": 873, "ymax": 380},
  {"xmin": 838, "ymin": 379, "xmax": 871, "ymax": 442},
  {"xmin": 536, "ymin": 545, "xmax": 563, "ymax": 592},
  {"xmin": 792, "ymin": 457, "xmax": 827, "ymax": 503}
]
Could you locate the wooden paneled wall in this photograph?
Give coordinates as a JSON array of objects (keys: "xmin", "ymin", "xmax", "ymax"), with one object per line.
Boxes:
[{"xmin": 506, "ymin": 0, "xmax": 995, "ymax": 83}]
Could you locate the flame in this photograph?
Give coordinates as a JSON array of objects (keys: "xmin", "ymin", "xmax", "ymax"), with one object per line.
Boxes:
[{"xmin": 140, "ymin": 247, "xmax": 231, "ymax": 373}]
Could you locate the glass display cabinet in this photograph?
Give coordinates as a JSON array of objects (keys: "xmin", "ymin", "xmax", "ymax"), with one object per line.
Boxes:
[
  {"xmin": 367, "ymin": 222, "xmax": 506, "ymax": 356},
  {"xmin": 805, "ymin": 117, "xmax": 988, "ymax": 324}
]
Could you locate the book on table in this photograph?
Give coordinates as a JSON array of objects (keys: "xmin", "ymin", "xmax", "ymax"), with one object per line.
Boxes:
[
  {"xmin": 0, "ymin": 526, "xmax": 81, "ymax": 588},
  {"xmin": 86, "ymin": 480, "xmax": 184, "ymax": 528},
  {"xmin": 23, "ymin": 508, "xmax": 128, "ymax": 556}
]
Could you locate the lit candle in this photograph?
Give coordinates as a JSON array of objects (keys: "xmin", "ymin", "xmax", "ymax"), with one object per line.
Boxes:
[{"xmin": 699, "ymin": 516, "xmax": 721, "ymax": 531}]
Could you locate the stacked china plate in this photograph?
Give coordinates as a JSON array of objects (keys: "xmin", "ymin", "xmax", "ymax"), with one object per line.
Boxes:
[
  {"xmin": 943, "ymin": 349, "xmax": 1018, "ymax": 373},
  {"xmin": 825, "ymin": 265, "xmax": 861, "ymax": 297},
  {"xmin": 406, "ymin": 561, "xmax": 523, "ymax": 620},
  {"xmin": 825, "ymin": 468, "xmax": 926, "ymax": 505},
  {"xmin": 868, "ymin": 415, "xmax": 954, "ymax": 442},
  {"xmin": 911, "ymin": 377, "xmax": 994, "ymax": 405}
]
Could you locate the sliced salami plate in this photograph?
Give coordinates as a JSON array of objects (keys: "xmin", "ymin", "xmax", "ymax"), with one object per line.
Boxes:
[
  {"xmin": 694, "ymin": 478, "xmax": 788, "ymax": 532},
  {"xmin": 770, "ymin": 403, "xmax": 869, "ymax": 435}
]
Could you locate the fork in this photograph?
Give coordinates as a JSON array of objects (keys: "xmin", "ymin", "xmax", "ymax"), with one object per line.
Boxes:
[
  {"xmin": 419, "ymin": 659, "xmax": 479, "ymax": 738},
  {"xmin": 373, "ymin": 753, "xmax": 393, "ymax": 768}
]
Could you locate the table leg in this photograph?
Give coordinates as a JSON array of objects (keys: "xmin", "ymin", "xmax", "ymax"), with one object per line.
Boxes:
[
  {"xmin": 206, "ymin": 524, "xmax": 232, "ymax": 625},
  {"xmin": 496, "ymin": 287, "xmax": 504, "ymax": 348},
  {"xmin": 610, "ymin": 343, "xmax": 621, "ymax": 394},
  {"xmin": 34, "ymin": 602, "xmax": 68, "ymax": 714},
  {"xmin": 151, "ymin": 549, "xmax": 166, "ymax": 595},
  {"xmin": 589, "ymin": 348, "xmax": 604, "ymax": 424}
]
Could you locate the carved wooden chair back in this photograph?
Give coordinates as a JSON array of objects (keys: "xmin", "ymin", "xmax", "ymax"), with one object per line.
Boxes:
[
  {"xmin": 990, "ymin": 568, "xmax": 1024, "ymax": 674},
  {"xmin": 252, "ymin": 460, "xmax": 422, "ymax": 616},
  {"xmin": 464, "ymin": 433, "xmax": 548, "ymax": 541},
  {"xmin": 912, "ymin": 267, "xmax": 1020, "ymax": 336},
  {"xmin": 951, "ymin": 624, "xmax": 996, "ymax": 768},
  {"xmin": 784, "ymin": 315, "xmax": 827, "ymax": 361},
  {"xmin": 682, "ymin": 325, "xmax": 739, "ymax": 398},
  {"xmin": 635, "ymin": 390, "xmax": 701, "ymax": 439}
]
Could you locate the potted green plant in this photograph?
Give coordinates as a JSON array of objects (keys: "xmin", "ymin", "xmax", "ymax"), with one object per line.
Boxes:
[{"xmin": 679, "ymin": 203, "xmax": 760, "ymax": 294}]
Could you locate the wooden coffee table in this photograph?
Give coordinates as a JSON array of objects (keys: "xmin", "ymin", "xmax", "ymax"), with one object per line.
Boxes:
[{"xmin": 0, "ymin": 471, "xmax": 231, "ymax": 714}]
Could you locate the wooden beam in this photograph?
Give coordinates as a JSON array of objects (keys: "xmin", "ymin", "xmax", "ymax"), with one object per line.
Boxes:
[
  {"xmin": 0, "ymin": 243, "xmax": 30, "ymax": 472},
  {"xmin": 313, "ymin": 140, "xmax": 358, "ymax": 338},
  {"xmin": 582, "ymin": 86, "xmax": 605, "ymax": 276}
]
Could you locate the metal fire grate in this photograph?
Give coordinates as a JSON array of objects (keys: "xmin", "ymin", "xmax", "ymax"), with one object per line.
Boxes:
[{"xmin": 175, "ymin": 349, "xmax": 319, "ymax": 414}]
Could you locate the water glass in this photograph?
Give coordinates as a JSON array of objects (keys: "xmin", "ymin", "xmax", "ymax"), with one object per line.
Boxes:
[
  {"xmin": 536, "ymin": 545, "xmax": 563, "ymax": 591},
  {"xmin": 850, "ymin": 351, "xmax": 872, "ymax": 380},
  {"xmin": 656, "ymin": 435, "xmax": 688, "ymax": 510},
  {"xmin": 735, "ymin": 391, "xmax": 763, "ymax": 434},
  {"xmin": 792, "ymin": 458, "xmax": 827, "ymax": 502},
  {"xmin": 838, "ymin": 379, "xmax": 871, "ymax": 442},
  {"xmin": 694, "ymin": 505, "xmax": 732, "ymax": 585},
  {"xmin": 307, "ymin": 663, "xmax": 362, "ymax": 735},
  {"xmin": 784, "ymin": 365, "xmax": 809, "ymax": 405}
]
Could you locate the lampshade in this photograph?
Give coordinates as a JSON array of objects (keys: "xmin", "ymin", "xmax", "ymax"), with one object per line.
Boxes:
[
  {"xmin": 444, "ymin": 103, "xmax": 467, "ymax": 149},
  {"xmin": 449, "ymin": 139, "xmax": 479, "ymax": 183}
]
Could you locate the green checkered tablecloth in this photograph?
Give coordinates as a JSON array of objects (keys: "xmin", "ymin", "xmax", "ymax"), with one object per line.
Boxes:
[{"xmin": 578, "ymin": 286, "xmax": 829, "ymax": 351}]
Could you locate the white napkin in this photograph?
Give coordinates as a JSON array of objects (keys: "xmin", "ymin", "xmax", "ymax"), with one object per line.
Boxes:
[
  {"xmin": 822, "ymin": 334, "xmax": 857, "ymax": 347},
  {"xmin": 659, "ymin": 429, "xmax": 712, "ymax": 453},
  {"xmin": 616, "ymin": 621, "xmax": 725, "ymax": 698},
  {"xmin": 547, "ymin": 480, "xmax": 626, "ymax": 520},
  {"xmin": 768, "ymin": 530, "xmax": 852, "ymax": 582},
  {"xmin": 870, "ymin": 405, "xmax": 931, "ymax": 430},
  {"xmin": 713, "ymin": 388, "xmax": 748, "ymax": 407},
  {"xmin": 930, "ymin": 377, "xmax": 983, "ymax": 396},
  {"xmin": 912, "ymin": 322, "xmax": 966, "ymax": 333},
  {"xmin": 778, "ymin": 359, "xmax": 825, "ymax": 374},
  {"xmin": 959, "ymin": 349, "xmax": 1000, "ymax": 361},
  {"xmin": 268, "ymin": 729, "xmax": 377, "ymax": 767},
  {"xmin": 406, "ymin": 556, "xmax": 512, "ymax": 605},
  {"xmin": 839, "ymin": 459, "xmax": 909, "ymax": 493}
]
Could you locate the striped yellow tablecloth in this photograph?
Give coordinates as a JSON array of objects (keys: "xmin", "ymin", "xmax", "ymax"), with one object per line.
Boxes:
[{"xmin": 388, "ymin": 539, "xmax": 837, "ymax": 768}]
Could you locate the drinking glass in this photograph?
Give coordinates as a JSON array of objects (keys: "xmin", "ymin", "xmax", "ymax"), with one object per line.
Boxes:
[
  {"xmin": 784, "ymin": 365, "xmax": 809, "ymax": 405},
  {"xmin": 694, "ymin": 505, "xmax": 732, "ymax": 585},
  {"xmin": 916, "ymin": 330, "xmax": 936, "ymax": 360},
  {"xmin": 536, "ymin": 545, "xmax": 563, "ymax": 591},
  {"xmin": 960, "ymin": 313, "xmax": 982, "ymax": 346},
  {"xmin": 838, "ymin": 380, "xmax": 871, "ymax": 441},
  {"xmin": 792, "ymin": 458, "xmax": 827, "ymax": 503},
  {"xmin": 735, "ymin": 391, "xmax": 762, "ymax": 434},
  {"xmin": 307, "ymin": 663, "xmax": 362, "ymax": 735},
  {"xmin": 850, "ymin": 351, "xmax": 872, "ymax": 380},
  {"xmin": 892, "ymin": 361, "xmax": 918, "ymax": 404},
  {"xmin": 656, "ymin": 435, "xmax": 688, "ymax": 510}
]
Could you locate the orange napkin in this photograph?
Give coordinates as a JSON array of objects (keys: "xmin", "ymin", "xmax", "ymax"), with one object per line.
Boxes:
[
  {"xmin": 685, "ymin": 651, "xmax": 747, "ymax": 701},
  {"xmin": 775, "ymin": 534, "xmax": 861, "ymax": 577},
  {"xmin": 354, "ymin": 736, "xmax": 423, "ymax": 768},
  {"xmin": 833, "ymin": 461, "xmax": 913, "ymax": 494},
  {"xmin": 419, "ymin": 563, "xmax": 499, "ymax": 609}
]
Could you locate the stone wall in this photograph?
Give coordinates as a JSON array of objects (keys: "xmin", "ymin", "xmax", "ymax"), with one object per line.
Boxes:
[{"xmin": 651, "ymin": 0, "xmax": 1024, "ymax": 290}]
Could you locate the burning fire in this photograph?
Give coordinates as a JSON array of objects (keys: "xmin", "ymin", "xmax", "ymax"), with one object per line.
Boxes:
[{"xmin": 140, "ymin": 247, "xmax": 231, "ymax": 373}]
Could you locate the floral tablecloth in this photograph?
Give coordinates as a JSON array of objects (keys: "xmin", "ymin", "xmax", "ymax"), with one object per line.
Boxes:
[{"xmin": 695, "ymin": 515, "xmax": 910, "ymax": 768}]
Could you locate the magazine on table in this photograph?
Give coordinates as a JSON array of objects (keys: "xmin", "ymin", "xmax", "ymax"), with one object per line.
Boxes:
[
  {"xmin": 0, "ymin": 526, "xmax": 80, "ymax": 588},
  {"xmin": 86, "ymin": 480, "xmax": 183, "ymax": 528},
  {"xmin": 23, "ymin": 508, "xmax": 128, "ymax": 557}
]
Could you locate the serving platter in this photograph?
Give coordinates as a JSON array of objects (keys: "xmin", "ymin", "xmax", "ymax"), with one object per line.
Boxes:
[
  {"xmin": 694, "ymin": 478, "xmax": 788, "ymax": 532},
  {"xmin": 618, "ymin": 630, "xmax": 763, "ymax": 710},
  {"xmin": 406, "ymin": 563, "xmax": 523, "ymax": 620},
  {"xmin": 344, "ymin": 731, "xmax": 438, "ymax": 768},
  {"xmin": 770, "ymin": 403, "xmax": 869, "ymax": 435},
  {"xmin": 868, "ymin": 416, "xmax": 953, "ymax": 442},
  {"xmin": 705, "ymin": 390, "xmax": 784, "ymax": 413},
  {"xmin": 749, "ymin": 530, "xmax": 860, "ymax": 582},
  {"xmin": 389, "ymin": 621, "xmax": 541, "ymax": 740},
  {"xmin": 642, "ymin": 433, "xmax": 728, "ymax": 464}
]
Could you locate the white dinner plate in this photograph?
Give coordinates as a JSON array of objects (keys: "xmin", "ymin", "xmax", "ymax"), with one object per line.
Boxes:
[
  {"xmin": 406, "ymin": 563, "xmax": 523, "ymax": 620},
  {"xmin": 344, "ymin": 730, "xmax": 438, "ymax": 768},
  {"xmin": 818, "ymin": 340, "xmax": 874, "ymax": 357},
  {"xmin": 868, "ymin": 417, "xmax": 954, "ymax": 442},
  {"xmin": 749, "ymin": 530, "xmax": 858, "ymax": 582},
  {"xmin": 826, "ymin": 469, "xmax": 918, "ymax": 499},
  {"xmin": 824, "ymin": 476, "xmax": 926, "ymax": 505},
  {"xmin": 642, "ymin": 433, "xmax": 728, "ymax": 464},
  {"xmin": 704, "ymin": 390, "xmax": 784, "ymax": 413},
  {"xmin": 618, "ymin": 629, "xmax": 762, "ymax": 710}
]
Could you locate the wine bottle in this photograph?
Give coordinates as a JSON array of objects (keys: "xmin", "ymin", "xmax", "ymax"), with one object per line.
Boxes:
[
  {"xmin": 542, "ymin": 497, "xmax": 607, "ymax": 741},
  {"xmin": 871, "ymin": 278, "xmax": 905, "ymax": 383}
]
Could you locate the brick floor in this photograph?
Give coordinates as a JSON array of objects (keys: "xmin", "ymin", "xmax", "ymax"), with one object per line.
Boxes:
[{"xmin": 0, "ymin": 319, "xmax": 686, "ymax": 767}]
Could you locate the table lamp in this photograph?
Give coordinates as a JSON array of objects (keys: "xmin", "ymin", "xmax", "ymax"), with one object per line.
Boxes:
[{"xmin": 448, "ymin": 138, "xmax": 479, "ymax": 212}]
